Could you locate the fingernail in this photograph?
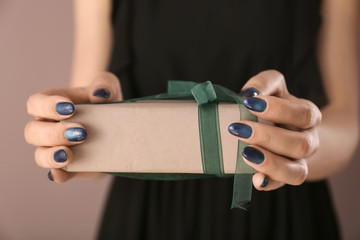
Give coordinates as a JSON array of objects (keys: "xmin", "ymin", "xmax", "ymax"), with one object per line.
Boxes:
[
  {"xmin": 239, "ymin": 87, "xmax": 259, "ymax": 97},
  {"xmin": 228, "ymin": 123, "xmax": 252, "ymax": 138},
  {"xmin": 93, "ymin": 88, "xmax": 110, "ymax": 98},
  {"xmin": 48, "ymin": 171, "xmax": 54, "ymax": 181},
  {"xmin": 260, "ymin": 177, "xmax": 268, "ymax": 188},
  {"xmin": 54, "ymin": 149, "xmax": 67, "ymax": 163},
  {"xmin": 242, "ymin": 146, "xmax": 264, "ymax": 164},
  {"xmin": 65, "ymin": 127, "xmax": 87, "ymax": 142},
  {"xmin": 55, "ymin": 102, "xmax": 74, "ymax": 115},
  {"xmin": 243, "ymin": 97, "xmax": 267, "ymax": 112}
]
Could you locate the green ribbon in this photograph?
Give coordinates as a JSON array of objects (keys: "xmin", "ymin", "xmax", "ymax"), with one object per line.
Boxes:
[{"xmin": 100, "ymin": 80, "xmax": 257, "ymax": 209}]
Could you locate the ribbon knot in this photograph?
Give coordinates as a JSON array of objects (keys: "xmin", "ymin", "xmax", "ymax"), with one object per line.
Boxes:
[
  {"xmin": 190, "ymin": 81, "xmax": 218, "ymax": 105},
  {"xmin": 167, "ymin": 80, "xmax": 256, "ymax": 209},
  {"xmin": 110, "ymin": 80, "xmax": 257, "ymax": 210}
]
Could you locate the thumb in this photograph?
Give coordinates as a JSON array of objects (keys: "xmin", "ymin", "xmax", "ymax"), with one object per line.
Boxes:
[
  {"xmin": 26, "ymin": 72, "xmax": 123, "ymax": 121},
  {"xmin": 87, "ymin": 72, "xmax": 123, "ymax": 103}
]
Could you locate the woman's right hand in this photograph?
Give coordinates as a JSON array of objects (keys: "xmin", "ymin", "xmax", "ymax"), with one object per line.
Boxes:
[{"xmin": 24, "ymin": 72, "xmax": 123, "ymax": 183}]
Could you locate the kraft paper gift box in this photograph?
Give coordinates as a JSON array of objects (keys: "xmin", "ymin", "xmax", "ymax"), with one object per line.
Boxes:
[{"xmin": 62, "ymin": 81, "xmax": 262, "ymax": 209}]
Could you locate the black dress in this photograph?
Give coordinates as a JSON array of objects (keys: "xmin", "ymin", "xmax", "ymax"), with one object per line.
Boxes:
[{"xmin": 98, "ymin": 0, "xmax": 340, "ymax": 239}]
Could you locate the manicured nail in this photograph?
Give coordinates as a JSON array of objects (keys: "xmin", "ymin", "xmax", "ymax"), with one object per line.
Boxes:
[
  {"xmin": 260, "ymin": 177, "xmax": 268, "ymax": 188},
  {"xmin": 242, "ymin": 146, "xmax": 264, "ymax": 164},
  {"xmin": 239, "ymin": 87, "xmax": 259, "ymax": 97},
  {"xmin": 48, "ymin": 171, "xmax": 54, "ymax": 181},
  {"xmin": 65, "ymin": 127, "xmax": 87, "ymax": 142},
  {"xmin": 55, "ymin": 102, "xmax": 74, "ymax": 115},
  {"xmin": 243, "ymin": 97, "xmax": 267, "ymax": 112},
  {"xmin": 54, "ymin": 149, "xmax": 67, "ymax": 163},
  {"xmin": 228, "ymin": 123, "xmax": 252, "ymax": 138},
  {"xmin": 93, "ymin": 88, "xmax": 110, "ymax": 98}
]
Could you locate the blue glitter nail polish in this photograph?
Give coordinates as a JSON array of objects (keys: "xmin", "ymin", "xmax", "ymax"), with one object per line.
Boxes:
[
  {"xmin": 93, "ymin": 88, "xmax": 110, "ymax": 98},
  {"xmin": 55, "ymin": 102, "xmax": 74, "ymax": 115},
  {"xmin": 243, "ymin": 97, "xmax": 267, "ymax": 112},
  {"xmin": 54, "ymin": 149, "xmax": 67, "ymax": 163},
  {"xmin": 239, "ymin": 87, "xmax": 259, "ymax": 98},
  {"xmin": 228, "ymin": 123, "xmax": 252, "ymax": 138},
  {"xmin": 65, "ymin": 128, "xmax": 87, "ymax": 142},
  {"xmin": 48, "ymin": 171, "xmax": 54, "ymax": 181},
  {"xmin": 260, "ymin": 177, "xmax": 268, "ymax": 188},
  {"xmin": 242, "ymin": 146, "xmax": 264, "ymax": 164}
]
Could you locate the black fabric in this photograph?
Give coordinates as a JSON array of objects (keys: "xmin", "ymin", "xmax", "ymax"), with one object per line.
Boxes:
[{"xmin": 98, "ymin": 0, "xmax": 340, "ymax": 239}]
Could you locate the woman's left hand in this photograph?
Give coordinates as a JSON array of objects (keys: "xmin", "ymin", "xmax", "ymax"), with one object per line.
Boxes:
[{"xmin": 228, "ymin": 70, "xmax": 322, "ymax": 191}]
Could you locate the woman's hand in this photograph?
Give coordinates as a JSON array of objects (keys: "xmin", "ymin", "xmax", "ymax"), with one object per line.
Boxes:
[
  {"xmin": 228, "ymin": 70, "xmax": 322, "ymax": 191},
  {"xmin": 24, "ymin": 72, "xmax": 123, "ymax": 183}
]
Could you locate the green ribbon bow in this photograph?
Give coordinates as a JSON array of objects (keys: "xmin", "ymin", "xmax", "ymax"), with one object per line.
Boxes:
[{"xmin": 108, "ymin": 81, "xmax": 257, "ymax": 209}]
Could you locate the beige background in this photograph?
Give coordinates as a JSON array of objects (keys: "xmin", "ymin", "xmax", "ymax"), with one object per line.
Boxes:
[{"xmin": 0, "ymin": 1, "xmax": 359, "ymax": 239}]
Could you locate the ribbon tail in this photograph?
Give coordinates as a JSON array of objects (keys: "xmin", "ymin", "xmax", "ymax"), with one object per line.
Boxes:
[
  {"xmin": 231, "ymin": 173, "xmax": 253, "ymax": 210},
  {"xmin": 230, "ymin": 99, "xmax": 257, "ymax": 210},
  {"xmin": 231, "ymin": 135, "xmax": 254, "ymax": 210}
]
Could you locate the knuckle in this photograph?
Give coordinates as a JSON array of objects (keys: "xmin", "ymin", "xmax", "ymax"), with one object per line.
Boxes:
[
  {"xmin": 260, "ymin": 69, "xmax": 288, "ymax": 96},
  {"xmin": 293, "ymin": 160, "xmax": 308, "ymax": 185},
  {"xmin": 34, "ymin": 148, "xmax": 41, "ymax": 166},
  {"xmin": 311, "ymin": 132, "xmax": 320, "ymax": 154},
  {"xmin": 317, "ymin": 110, "xmax": 323, "ymax": 125},
  {"xmin": 268, "ymin": 69, "xmax": 284, "ymax": 79},
  {"xmin": 34, "ymin": 148, "xmax": 46, "ymax": 167},
  {"xmin": 34, "ymin": 147, "xmax": 53, "ymax": 168},
  {"xmin": 246, "ymin": 74, "xmax": 266, "ymax": 91},
  {"xmin": 26, "ymin": 94, "xmax": 37, "ymax": 115},
  {"xmin": 275, "ymin": 72, "xmax": 288, "ymax": 95},
  {"xmin": 24, "ymin": 121, "xmax": 35, "ymax": 144},
  {"xmin": 297, "ymin": 133, "xmax": 313, "ymax": 158},
  {"xmin": 301, "ymin": 101, "xmax": 318, "ymax": 128},
  {"xmin": 314, "ymin": 139, "xmax": 320, "ymax": 153},
  {"xmin": 267, "ymin": 69, "xmax": 285, "ymax": 85}
]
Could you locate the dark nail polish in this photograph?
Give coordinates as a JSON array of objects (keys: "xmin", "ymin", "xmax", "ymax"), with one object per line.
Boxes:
[
  {"xmin": 243, "ymin": 97, "xmax": 267, "ymax": 112},
  {"xmin": 93, "ymin": 88, "xmax": 110, "ymax": 98},
  {"xmin": 65, "ymin": 128, "xmax": 87, "ymax": 142},
  {"xmin": 260, "ymin": 177, "xmax": 268, "ymax": 188},
  {"xmin": 55, "ymin": 102, "xmax": 74, "ymax": 115},
  {"xmin": 239, "ymin": 87, "xmax": 259, "ymax": 97},
  {"xmin": 48, "ymin": 171, "xmax": 54, "ymax": 181},
  {"xmin": 54, "ymin": 149, "xmax": 67, "ymax": 163},
  {"xmin": 228, "ymin": 123, "xmax": 252, "ymax": 138},
  {"xmin": 242, "ymin": 146, "xmax": 264, "ymax": 164}
]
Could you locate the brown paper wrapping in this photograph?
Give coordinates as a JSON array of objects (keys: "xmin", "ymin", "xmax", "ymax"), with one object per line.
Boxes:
[{"xmin": 62, "ymin": 100, "xmax": 245, "ymax": 174}]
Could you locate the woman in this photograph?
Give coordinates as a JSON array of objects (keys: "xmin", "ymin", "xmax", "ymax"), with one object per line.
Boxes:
[{"xmin": 24, "ymin": 0, "xmax": 359, "ymax": 239}]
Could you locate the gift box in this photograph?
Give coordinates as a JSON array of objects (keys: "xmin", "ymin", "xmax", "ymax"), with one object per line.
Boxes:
[{"xmin": 63, "ymin": 81, "xmax": 261, "ymax": 209}]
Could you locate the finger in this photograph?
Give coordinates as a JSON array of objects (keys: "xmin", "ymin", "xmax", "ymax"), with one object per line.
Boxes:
[
  {"xmin": 26, "ymin": 86, "xmax": 90, "ymax": 120},
  {"xmin": 48, "ymin": 168, "xmax": 77, "ymax": 183},
  {"xmin": 26, "ymin": 72, "xmax": 122, "ymax": 120},
  {"xmin": 228, "ymin": 121, "xmax": 319, "ymax": 159},
  {"xmin": 243, "ymin": 96, "xmax": 322, "ymax": 129},
  {"xmin": 243, "ymin": 146, "xmax": 308, "ymax": 186},
  {"xmin": 48, "ymin": 169, "xmax": 106, "ymax": 183},
  {"xmin": 35, "ymin": 146, "xmax": 73, "ymax": 168},
  {"xmin": 252, "ymin": 172, "xmax": 285, "ymax": 191},
  {"xmin": 27, "ymin": 94, "xmax": 75, "ymax": 121},
  {"xmin": 87, "ymin": 72, "xmax": 123, "ymax": 103},
  {"xmin": 24, "ymin": 120, "xmax": 87, "ymax": 146},
  {"xmin": 240, "ymin": 70, "xmax": 293, "ymax": 99}
]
